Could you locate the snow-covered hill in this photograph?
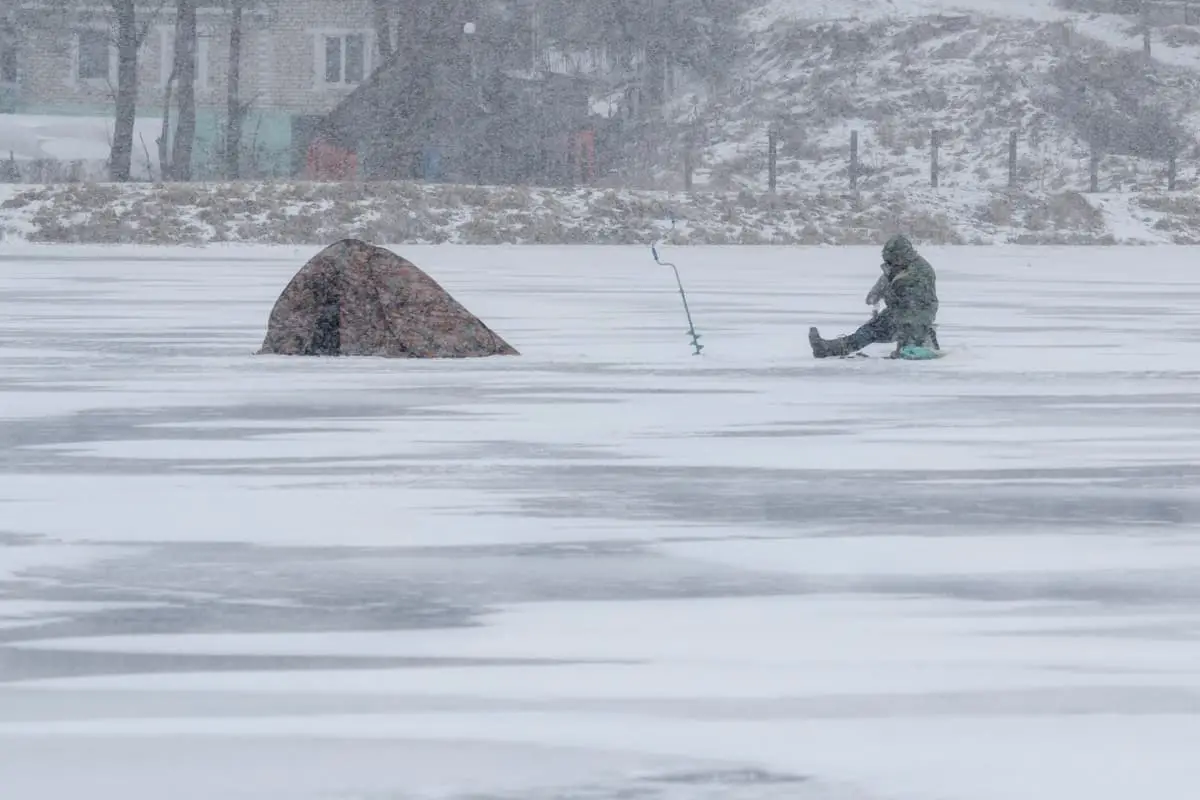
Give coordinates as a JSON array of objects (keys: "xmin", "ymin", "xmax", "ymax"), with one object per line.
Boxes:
[
  {"xmin": 652, "ymin": 0, "xmax": 1200, "ymax": 196},
  {"xmin": 743, "ymin": 0, "xmax": 1067, "ymax": 30},
  {"xmin": 657, "ymin": 0, "xmax": 1200, "ymax": 197}
]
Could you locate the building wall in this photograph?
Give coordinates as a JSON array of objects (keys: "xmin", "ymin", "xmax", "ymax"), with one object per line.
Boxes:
[
  {"xmin": 7, "ymin": 0, "xmax": 378, "ymax": 177},
  {"xmin": 262, "ymin": 0, "xmax": 377, "ymax": 114},
  {"xmin": 19, "ymin": 12, "xmax": 164, "ymax": 111}
]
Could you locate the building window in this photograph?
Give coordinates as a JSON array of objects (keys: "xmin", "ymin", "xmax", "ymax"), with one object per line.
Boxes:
[
  {"xmin": 321, "ymin": 32, "xmax": 367, "ymax": 85},
  {"xmin": 77, "ymin": 28, "xmax": 110, "ymax": 82},
  {"xmin": 159, "ymin": 26, "xmax": 210, "ymax": 91}
]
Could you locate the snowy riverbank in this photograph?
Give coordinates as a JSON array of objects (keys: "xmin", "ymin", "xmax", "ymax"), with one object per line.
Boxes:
[{"xmin": 0, "ymin": 181, "xmax": 1194, "ymax": 245}]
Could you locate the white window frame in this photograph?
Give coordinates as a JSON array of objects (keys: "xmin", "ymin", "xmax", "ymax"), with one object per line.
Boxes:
[
  {"xmin": 159, "ymin": 25, "xmax": 211, "ymax": 94},
  {"xmin": 312, "ymin": 29, "xmax": 371, "ymax": 89},
  {"xmin": 70, "ymin": 24, "xmax": 116, "ymax": 88}
]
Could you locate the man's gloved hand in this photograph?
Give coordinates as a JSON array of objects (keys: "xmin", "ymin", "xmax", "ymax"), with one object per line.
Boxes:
[{"xmin": 866, "ymin": 267, "xmax": 889, "ymax": 306}]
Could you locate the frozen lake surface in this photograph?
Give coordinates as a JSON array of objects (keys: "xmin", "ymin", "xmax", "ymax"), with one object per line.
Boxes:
[{"xmin": 2, "ymin": 243, "xmax": 1200, "ymax": 800}]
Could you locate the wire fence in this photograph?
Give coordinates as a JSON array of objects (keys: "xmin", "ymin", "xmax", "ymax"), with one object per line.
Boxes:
[{"xmin": 646, "ymin": 125, "xmax": 1193, "ymax": 197}]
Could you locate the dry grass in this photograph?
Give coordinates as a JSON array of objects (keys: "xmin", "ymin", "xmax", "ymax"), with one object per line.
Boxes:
[{"xmin": 0, "ymin": 180, "xmax": 1180, "ymax": 246}]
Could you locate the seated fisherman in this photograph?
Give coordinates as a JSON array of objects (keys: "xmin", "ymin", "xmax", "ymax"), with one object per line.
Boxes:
[{"xmin": 808, "ymin": 234, "xmax": 939, "ymax": 359}]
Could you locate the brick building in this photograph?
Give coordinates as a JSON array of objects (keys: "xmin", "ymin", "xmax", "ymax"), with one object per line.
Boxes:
[{"xmin": 0, "ymin": 0, "xmax": 383, "ymax": 177}]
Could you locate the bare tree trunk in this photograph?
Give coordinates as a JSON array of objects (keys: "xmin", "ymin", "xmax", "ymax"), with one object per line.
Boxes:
[
  {"xmin": 158, "ymin": 64, "xmax": 176, "ymax": 179},
  {"xmin": 170, "ymin": 0, "xmax": 197, "ymax": 180},
  {"xmin": 373, "ymin": 0, "xmax": 393, "ymax": 62},
  {"xmin": 225, "ymin": 0, "xmax": 244, "ymax": 179},
  {"xmin": 110, "ymin": 0, "xmax": 138, "ymax": 181}
]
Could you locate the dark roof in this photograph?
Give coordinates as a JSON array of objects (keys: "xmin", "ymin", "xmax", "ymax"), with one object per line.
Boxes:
[
  {"xmin": 322, "ymin": 40, "xmax": 595, "ymax": 148},
  {"xmin": 320, "ymin": 36, "xmax": 605, "ymax": 183}
]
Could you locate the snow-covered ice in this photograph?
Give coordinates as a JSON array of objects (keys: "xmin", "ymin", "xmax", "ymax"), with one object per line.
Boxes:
[{"xmin": 3, "ymin": 243, "xmax": 1200, "ymax": 800}]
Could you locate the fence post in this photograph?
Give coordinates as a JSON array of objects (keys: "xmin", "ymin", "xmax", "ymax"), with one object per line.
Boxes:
[
  {"xmin": 1168, "ymin": 153, "xmax": 1177, "ymax": 191},
  {"xmin": 1089, "ymin": 146, "xmax": 1099, "ymax": 193},
  {"xmin": 850, "ymin": 130, "xmax": 859, "ymax": 191},
  {"xmin": 930, "ymin": 128, "xmax": 940, "ymax": 188},
  {"xmin": 1008, "ymin": 130, "xmax": 1018, "ymax": 188},
  {"xmin": 1142, "ymin": 0, "xmax": 1152, "ymax": 60},
  {"xmin": 768, "ymin": 127, "xmax": 778, "ymax": 193}
]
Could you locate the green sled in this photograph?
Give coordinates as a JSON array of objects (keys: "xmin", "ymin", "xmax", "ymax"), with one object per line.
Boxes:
[{"xmin": 896, "ymin": 345, "xmax": 943, "ymax": 360}]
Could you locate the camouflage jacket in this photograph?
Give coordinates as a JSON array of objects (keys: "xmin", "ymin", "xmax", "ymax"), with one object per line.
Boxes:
[{"xmin": 867, "ymin": 236, "xmax": 939, "ymax": 327}]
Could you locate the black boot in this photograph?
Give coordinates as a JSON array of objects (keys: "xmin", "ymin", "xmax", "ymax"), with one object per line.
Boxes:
[{"xmin": 809, "ymin": 327, "xmax": 854, "ymax": 359}]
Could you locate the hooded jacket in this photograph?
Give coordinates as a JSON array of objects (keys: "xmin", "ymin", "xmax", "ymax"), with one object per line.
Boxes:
[{"xmin": 867, "ymin": 235, "xmax": 938, "ymax": 327}]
